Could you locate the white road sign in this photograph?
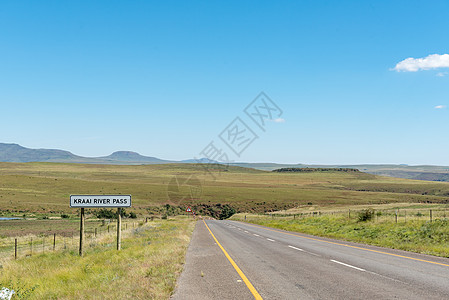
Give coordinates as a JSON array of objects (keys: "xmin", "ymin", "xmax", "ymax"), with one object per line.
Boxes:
[{"xmin": 70, "ymin": 195, "xmax": 131, "ymax": 208}]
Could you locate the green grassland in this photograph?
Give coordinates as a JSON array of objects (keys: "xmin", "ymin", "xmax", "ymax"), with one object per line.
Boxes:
[
  {"xmin": 1, "ymin": 162, "xmax": 449, "ymax": 217},
  {"xmin": 232, "ymin": 211, "xmax": 449, "ymax": 257},
  {"xmin": 0, "ymin": 217, "xmax": 195, "ymax": 299}
]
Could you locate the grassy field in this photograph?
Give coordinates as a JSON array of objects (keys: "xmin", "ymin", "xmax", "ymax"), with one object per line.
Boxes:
[
  {"xmin": 0, "ymin": 217, "xmax": 195, "ymax": 299},
  {"xmin": 2, "ymin": 162, "xmax": 449, "ymax": 217},
  {"xmin": 232, "ymin": 205, "xmax": 449, "ymax": 257}
]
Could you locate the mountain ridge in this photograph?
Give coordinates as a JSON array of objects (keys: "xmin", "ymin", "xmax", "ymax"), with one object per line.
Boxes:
[{"xmin": 2, "ymin": 143, "xmax": 449, "ymax": 182}]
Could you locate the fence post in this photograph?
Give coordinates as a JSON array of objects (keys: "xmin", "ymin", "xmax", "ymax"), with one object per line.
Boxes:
[
  {"xmin": 53, "ymin": 233, "xmax": 56, "ymax": 251},
  {"xmin": 430, "ymin": 209, "xmax": 432, "ymax": 222},
  {"xmin": 42, "ymin": 236, "xmax": 45, "ymax": 253},
  {"xmin": 395, "ymin": 209, "xmax": 398, "ymax": 224},
  {"xmin": 15, "ymin": 238, "xmax": 17, "ymax": 260},
  {"xmin": 348, "ymin": 209, "xmax": 351, "ymax": 219},
  {"xmin": 30, "ymin": 237, "xmax": 33, "ymax": 256},
  {"xmin": 108, "ymin": 225, "xmax": 110, "ymax": 233},
  {"xmin": 95, "ymin": 228, "xmax": 97, "ymax": 238}
]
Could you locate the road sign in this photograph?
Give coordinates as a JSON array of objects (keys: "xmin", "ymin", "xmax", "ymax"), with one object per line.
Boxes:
[
  {"xmin": 70, "ymin": 195, "xmax": 131, "ymax": 208},
  {"xmin": 70, "ymin": 195, "xmax": 131, "ymax": 256},
  {"xmin": 186, "ymin": 206, "xmax": 192, "ymax": 212}
]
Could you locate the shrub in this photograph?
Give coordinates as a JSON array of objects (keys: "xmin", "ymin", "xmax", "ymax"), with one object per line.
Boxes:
[
  {"xmin": 219, "ymin": 205, "xmax": 236, "ymax": 220},
  {"xmin": 61, "ymin": 214, "xmax": 70, "ymax": 219},
  {"xmin": 129, "ymin": 212, "xmax": 137, "ymax": 219},
  {"xmin": 96, "ymin": 209, "xmax": 115, "ymax": 219},
  {"xmin": 358, "ymin": 209, "xmax": 375, "ymax": 222}
]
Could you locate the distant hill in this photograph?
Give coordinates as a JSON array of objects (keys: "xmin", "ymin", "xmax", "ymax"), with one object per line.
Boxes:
[
  {"xmin": 231, "ymin": 162, "xmax": 449, "ymax": 182},
  {"xmin": 3, "ymin": 142, "xmax": 449, "ymax": 183},
  {"xmin": 0, "ymin": 143, "xmax": 173, "ymax": 165},
  {"xmin": 0, "ymin": 143, "xmax": 81, "ymax": 163},
  {"xmin": 99, "ymin": 151, "xmax": 173, "ymax": 164}
]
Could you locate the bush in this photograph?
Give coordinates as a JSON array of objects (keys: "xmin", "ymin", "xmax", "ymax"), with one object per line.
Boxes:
[
  {"xmin": 161, "ymin": 214, "xmax": 168, "ymax": 220},
  {"xmin": 219, "ymin": 205, "xmax": 236, "ymax": 220},
  {"xmin": 192, "ymin": 204, "xmax": 236, "ymax": 220},
  {"xmin": 96, "ymin": 209, "xmax": 116, "ymax": 219},
  {"xmin": 61, "ymin": 214, "xmax": 70, "ymax": 219},
  {"xmin": 129, "ymin": 212, "xmax": 137, "ymax": 219},
  {"xmin": 358, "ymin": 209, "xmax": 375, "ymax": 222},
  {"xmin": 95, "ymin": 209, "xmax": 130, "ymax": 219}
]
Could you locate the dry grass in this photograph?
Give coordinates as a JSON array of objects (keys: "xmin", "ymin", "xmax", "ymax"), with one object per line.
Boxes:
[
  {"xmin": 0, "ymin": 217, "xmax": 195, "ymax": 299},
  {"xmin": 2, "ymin": 162, "xmax": 449, "ymax": 216}
]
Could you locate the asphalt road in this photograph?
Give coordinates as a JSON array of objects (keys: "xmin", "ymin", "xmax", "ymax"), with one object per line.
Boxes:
[{"xmin": 172, "ymin": 220, "xmax": 449, "ymax": 299}]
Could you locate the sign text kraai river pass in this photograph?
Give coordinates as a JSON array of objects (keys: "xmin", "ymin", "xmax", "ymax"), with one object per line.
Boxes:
[{"xmin": 70, "ymin": 195, "xmax": 131, "ymax": 208}]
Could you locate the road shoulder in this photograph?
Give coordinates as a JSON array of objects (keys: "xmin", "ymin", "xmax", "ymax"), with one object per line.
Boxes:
[{"xmin": 171, "ymin": 220, "xmax": 254, "ymax": 300}]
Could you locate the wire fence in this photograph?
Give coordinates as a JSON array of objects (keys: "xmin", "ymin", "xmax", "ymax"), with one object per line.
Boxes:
[
  {"xmin": 252, "ymin": 207, "xmax": 449, "ymax": 223},
  {"xmin": 0, "ymin": 218, "xmax": 152, "ymax": 261}
]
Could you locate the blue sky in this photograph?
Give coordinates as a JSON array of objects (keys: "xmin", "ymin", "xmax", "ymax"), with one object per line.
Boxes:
[{"xmin": 1, "ymin": 1, "xmax": 449, "ymax": 164}]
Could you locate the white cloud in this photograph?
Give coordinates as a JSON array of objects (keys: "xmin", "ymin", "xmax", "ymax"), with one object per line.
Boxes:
[
  {"xmin": 436, "ymin": 72, "xmax": 448, "ymax": 77},
  {"xmin": 434, "ymin": 105, "xmax": 446, "ymax": 109},
  {"xmin": 393, "ymin": 54, "xmax": 449, "ymax": 72},
  {"xmin": 272, "ymin": 118, "xmax": 285, "ymax": 123}
]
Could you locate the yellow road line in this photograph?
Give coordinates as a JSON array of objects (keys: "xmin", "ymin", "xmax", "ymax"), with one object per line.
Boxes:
[
  {"xmin": 203, "ymin": 220, "xmax": 263, "ymax": 300},
  {"xmin": 240, "ymin": 221, "xmax": 449, "ymax": 268}
]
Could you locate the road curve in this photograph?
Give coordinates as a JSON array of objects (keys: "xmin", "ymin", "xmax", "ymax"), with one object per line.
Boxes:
[{"xmin": 172, "ymin": 220, "xmax": 449, "ymax": 299}]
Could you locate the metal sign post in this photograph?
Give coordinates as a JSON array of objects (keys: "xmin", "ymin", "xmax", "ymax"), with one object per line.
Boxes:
[
  {"xmin": 79, "ymin": 208, "xmax": 85, "ymax": 256},
  {"xmin": 70, "ymin": 195, "xmax": 131, "ymax": 256},
  {"xmin": 117, "ymin": 207, "xmax": 122, "ymax": 251}
]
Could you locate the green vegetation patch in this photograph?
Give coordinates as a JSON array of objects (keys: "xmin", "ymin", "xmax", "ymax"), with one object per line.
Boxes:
[{"xmin": 233, "ymin": 214, "xmax": 449, "ymax": 257}]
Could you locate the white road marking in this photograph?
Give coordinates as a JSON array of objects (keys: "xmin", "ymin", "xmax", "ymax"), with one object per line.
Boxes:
[
  {"xmin": 288, "ymin": 245, "xmax": 320, "ymax": 257},
  {"xmin": 237, "ymin": 228, "xmax": 242, "ymax": 230},
  {"xmin": 244, "ymin": 231, "xmax": 249, "ymax": 233},
  {"xmin": 253, "ymin": 234, "xmax": 260, "ymax": 237},
  {"xmin": 331, "ymin": 260, "xmax": 365, "ymax": 272},
  {"xmin": 266, "ymin": 238, "xmax": 275, "ymax": 242},
  {"xmin": 288, "ymin": 245, "xmax": 304, "ymax": 252},
  {"xmin": 366, "ymin": 270, "xmax": 408, "ymax": 285}
]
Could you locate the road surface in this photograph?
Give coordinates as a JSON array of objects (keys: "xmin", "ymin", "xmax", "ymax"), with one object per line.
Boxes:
[{"xmin": 172, "ymin": 220, "xmax": 449, "ymax": 299}]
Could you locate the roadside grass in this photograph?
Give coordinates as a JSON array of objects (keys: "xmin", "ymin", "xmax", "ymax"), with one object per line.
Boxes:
[
  {"xmin": 232, "ymin": 212, "xmax": 449, "ymax": 258},
  {"xmin": 0, "ymin": 218, "xmax": 143, "ymax": 261},
  {"xmin": 0, "ymin": 217, "xmax": 195, "ymax": 299}
]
